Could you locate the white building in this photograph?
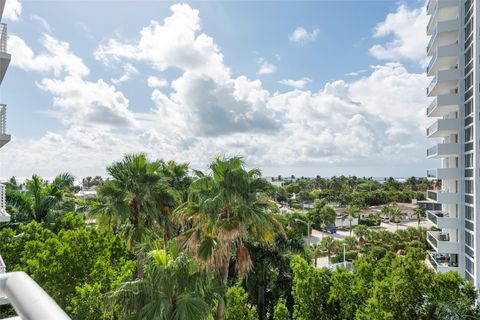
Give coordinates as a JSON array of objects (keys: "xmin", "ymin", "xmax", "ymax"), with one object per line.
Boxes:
[
  {"xmin": 425, "ymin": 0, "xmax": 478, "ymax": 286},
  {"xmin": 0, "ymin": 0, "xmax": 9, "ymax": 223}
]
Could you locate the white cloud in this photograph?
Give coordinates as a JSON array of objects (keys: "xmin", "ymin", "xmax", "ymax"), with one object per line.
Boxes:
[
  {"xmin": 147, "ymin": 76, "xmax": 168, "ymax": 88},
  {"xmin": 9, "ymin": 34, "xmax": 90, "ymax": 77},
  {"xmin": 31, "ymin": 15, "xmax": 52, "ymax": 33},
  {"xmin": 257, "ymin": 58, "xmax": 276, "ymax": 74},
  {"xmin": 38, "ymin": 76, "xmax": 137, "ymax": 128},
  {"xmin": 289, "ymin": 26, "xmax": 319, "ymax": 45},
  {"xmin": 1, "ymin": 3, "xmax": 431, "ymax": 178},
  {"xmin": 95, "ymin": 3, "xmax": 230, "ymax": 83},
  {"xmin": 112, "ymin": 63, "xmax": 139, "ymax": 84},
  {"xmin": 279, "ymin": 77, "xmax": 312, "ymax": 89},
  {"xmin": 369, "ymin": 4, "xmax": 428, "ymax": 64},
  {"xmin": 3, "ymin": 0, "xmax": 22, "ymax": 22}
]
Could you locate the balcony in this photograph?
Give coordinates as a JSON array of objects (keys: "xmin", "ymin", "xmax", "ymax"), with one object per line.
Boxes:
[
  {"xmin": 426, "ymin": 143, "xmax": 459, "ymax": 159},
  {"xmin": 0, "ymin": 23, "xmax": 10, "ymax": 86},
  {"xmin": 426, "ymin": 118, "xmax": 459, "ymax": 138},
  {"xmin": 427, "ymin": 18, "xmax": 459, "ymax": 56},
  {"xmin": 427, "ymin": 0, "xmax": 459, "ymax": 36},
  {"xmin": 426, "ymin": 0, "xmax": 436, "ymax": 15},
  {"xmin": 0, "ymin": 184, "xmax": 9, "ymax": 223},
  {"xmin": 427, "ymin": 252, "xmax": 459, "ymax": 273},
  {"xmin": 0, "ymin": 1, "xmax": 5, "ymax": 22},
  {"xmin": 426, "ymin": 189, "xmax": 460, "ymax": 204},
  {"xmin": 0, "ymin": 105, "xmax": 10, "ymax": 148},
  {"xmin": 426, "ymin": 168, "xmax": 459, "ymax": 179},
  {"xmin": 426, "ymin": 210, "xmax": 460, "ymax": 229},
  {"xmin": 427, "ymin": 230, "xmax": 460, "ymax": 253},
  {"xmin": 427, "ymin": 68, "xmax": 459, "ymax": 97},
  {"xmin": 426, "ymin": 43, "xmax": 459, "ymax": 76},
  {"xmin": 426, "ymin": 93, "xmax": 459, "ymax": 117}
]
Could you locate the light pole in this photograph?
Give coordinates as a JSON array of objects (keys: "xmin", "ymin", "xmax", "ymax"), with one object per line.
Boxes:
[
  {"xmin": 295, "ymin": 218, "xmax": 310, "ymax": 246},
  {"xmin": 342, "ymin": 243, "xmax": 347, "ymax": 268}
]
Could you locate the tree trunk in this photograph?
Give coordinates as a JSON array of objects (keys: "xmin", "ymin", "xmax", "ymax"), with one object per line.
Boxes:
[
  {"xmin": 349, "ymin": 220, "xmax": 352, "ymax": 236},
  {"xmin": 215, "ymin": 262, "xmax": 230, "ymax": 320},
  {"xmin": 258, "ymin": 284, "xmax": 266, "ymax": 320}
]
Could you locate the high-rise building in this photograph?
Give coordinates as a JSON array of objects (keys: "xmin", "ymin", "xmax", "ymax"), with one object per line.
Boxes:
[
  {"xmin": 0, "ymin": 0, "xmax": 10, "ymax": 224},
  {"xmin": 425, "ymin": 0, "xmax": 478, "ymax": 287}
]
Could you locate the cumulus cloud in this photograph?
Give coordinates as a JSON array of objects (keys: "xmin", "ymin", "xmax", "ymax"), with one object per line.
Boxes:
[
  {"xmin": 279, "ymin": 77, "xmax": 312, "ymax": 89},
  {"xmin": 38, "ymin": 76, "xmax": 138, "ymax": 128},
  {"xmin": 112, "ymin": 63, "xmax": 139, "ymax": 84},
  {"xmin": 9, "ymin": 34, "xmax": 90, "ymax": 77},
  {"xmin": 94, "ymin": 3, "xmax": 230, "ymax": 83},
  {"xmin": 257, "ymin": 58, "xmax": 276, "ymax": 74},
  {"xmin": 3, "ymin": 0, "xmax": 22, "ymax": 22},
  {"xmin": 289, "ymin": 26, "xmax": 319, "ymax": 45},
  {"xmin": 369, "ymin": 4, "xmax": 428, "ymax": 64},
  {"xmin": 3, "ymin": 3, "xmax": 431, "ymax": 177},
  {"xmin": 147, "ymin": 76, "xmax": 168, "ymax": 88}
]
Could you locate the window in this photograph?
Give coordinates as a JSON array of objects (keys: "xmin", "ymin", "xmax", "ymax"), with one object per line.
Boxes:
[
  {"xmin": 466, "ymin": 245, "xmax": 474, "ymax": 258},
  {"xmin": 466, "ymin": 220, "xmax": 474, "ymax": 231},
  {"xmin": 465, "ymin": 116, "xmax": 473, "ymax": 126},
  {"xmin": 466, "ymin": 257, "xmax": 475, "ymax": 274},
  {"xmin": 465, "ymin": 180, "xmax": 474, "ymax": 194},
  {"xmin": 465, "ymin": 72, "xmax": 473, "ymax": 89},
  {"xmin": 465, "ymin": 154, "xmax": 473, "ymax": 167},
  {"xmin": 465, "ymin": 231, "xmax": 474, "ymax": 248},
  {"xmin": 465, "ymin": 169, "xmax": 473, "ymax": 177},
  {"xmin": 465, "ymin": 206, "xmax": 474, "ymax": 220},
  {"xmin": 466, "ymin": 195, "xmax": 474, "ymax": 204},
  {"xmin": 465, "ymin": 127, "xmax": 473, "ymax": 142},
  {"xmin": 465, "ymin": 99, "xmax": 473, "ymax": 115},
  {"xmin": 465, "ymin": 142, "xmax": 473, "ymax": 152}
]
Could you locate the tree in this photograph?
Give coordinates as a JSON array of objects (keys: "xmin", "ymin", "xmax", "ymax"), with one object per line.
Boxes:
[
  {"xmin": 353, "ymin": 225, "xmax": 369, "ymax": 245},
  {"xmin": 11, "ymin": 173, "xmax": 74, "ymax": 222},
  {"xmin": 225, "ymin": 287, "xmax": 258, "ymax": 320},
  {"xmin": 176, "ymin": 156, "xmax": 281, "ymax": 320},
  {"xmin": 110, "ymin": 250, "xmax": 217, "ymax": 320},
  {"xmin": 342, "ymin": 236, "xmax": 357, "ymax": 251},
  {"xmin": 309, "ymin": 203, "xmax": 336, "ymax": 232},
  {"xmin": 94, "ymin": 154, "xmax": 166, "ymax": 278},
  {"xmin": 342, "ymin": 205, "xmax": 360, "ymax": 236},
  {"xmin": 414, "ymin": 208, "xmax": 423, "ymax": 228},
  {"xmin": 319, "ymin": 236, "xmax": 338, "ymax": 264},
  {"xmin": 273, "ymin": 303, "xmax": 290, "ymax": 320},
  {"xmin": 389, "ymin": 207, "xmax": 406, "ymax": 231}
]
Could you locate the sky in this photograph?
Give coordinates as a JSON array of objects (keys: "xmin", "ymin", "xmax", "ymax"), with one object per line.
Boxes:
[{"xmin": 0, "ymin": 0, "xmax": 433, "ymax": 178}]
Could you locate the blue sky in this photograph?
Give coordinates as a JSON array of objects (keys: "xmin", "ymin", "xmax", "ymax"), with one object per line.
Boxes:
[{"xmin": 1, "ymin": 0, "xmax": 432, "ymax": 178}]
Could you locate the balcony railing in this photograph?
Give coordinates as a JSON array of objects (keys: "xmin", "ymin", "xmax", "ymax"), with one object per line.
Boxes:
[
  {"xmin": 427, "ymin": 145, "xmax": 437, "ymax": 157},
  {"xmin": 427, "ymin": 27, "xmax": 438, "ymax": 54},
  {"xmin": 0, "ymin": 255, "xmax": 5, "ymax": 274},
  {"xmin": 0, "ymin": 104, "xmax": 6, "ymax": 135},
  {"xmin": 428, "ymin": 252, "xmax": 458, "ymax": 269},
  {"xmin": 0, "ymin": 23, "xmax": 7, "ymax": 53},
  {"xmin": 427, "ymin": 190, "xmax": 438, "ymax": 201}
]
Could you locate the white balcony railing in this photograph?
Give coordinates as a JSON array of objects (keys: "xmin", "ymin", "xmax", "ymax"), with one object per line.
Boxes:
[
  {"xmin": 0, "ymin": 104, "xmax": 6, "ymax": 135},
  {"xmin": 0, "ymin": 23, "xmax": 7, "ymax": 53},
  {"xmin": 0, "ymin": 255, "xmax": 5, "ymax": 274}
]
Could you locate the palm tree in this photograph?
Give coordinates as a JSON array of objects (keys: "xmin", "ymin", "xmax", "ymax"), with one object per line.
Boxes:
[
  {"xmin": 175, "ymin": 156, "xmax": 281, "ymax": 320},
  {"xmin": 353, "ymin": 224, "xmax": 369, "ymax": 246},
  {"xmin": 15, "ymin": 173, "xmax": 75, "ymax": 222},
  {"xmin": 389, "ymin": 207, "xmax": 406, "ymax": 231},
  {"xmin": 342, "ymin": 205, "xmax": 360, "ymax": 236},
  {"xmin": 319, "ymin": 236, "xmax": 337, "ymax": 264},
  {"xmin": 414, "ymin": 208, "xmax": 423, "ymax": 228},
  {"xmin": 343, "ymin": 236, "xmax": 357, "ymax": 251},
  {"xmin": 94, "ymin": 154, "xmax": 167, "ymax": 278},
  {"xmin": 110, "ymin": 250, "xmax": 217, "ymax": 320},
  {"xmin": 311, "ymin": 243, "xmax": 322, "ymax": 267}
]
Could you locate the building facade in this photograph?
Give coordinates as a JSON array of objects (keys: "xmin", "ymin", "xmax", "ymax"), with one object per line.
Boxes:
[
  {"xmin": 0, "ymin": 0, "xmax": 10, "ymax": 224},
  {"xmin": 425, "ymin": 0, "xmax": 479, "ymax": 286}
]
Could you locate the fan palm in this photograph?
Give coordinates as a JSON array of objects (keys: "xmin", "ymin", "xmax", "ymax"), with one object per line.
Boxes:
[
  {"xmin": 109, "ymin": 250, "xmax": 218, "ymax": 320},
  {"xmin": 389, "ymin": 207, "xmax": 406, "ymax": 231},
  {"xmin": 13, "ymin": 173, "xmax": 75, "ymax": 222},
  {"xmin": 93, "ymin": 154, "xmax": 168, "ymax": 278},
  {"xmin": 342, "ymin": 205, "xmax": 360, "ymax": 236},
  {"xmin": 175, "ymin": 156, "xmax": 281, "ymax": 320},
  {"xmin": 319, "ymin": 236, "xmax": 338, "ymax": 264}
]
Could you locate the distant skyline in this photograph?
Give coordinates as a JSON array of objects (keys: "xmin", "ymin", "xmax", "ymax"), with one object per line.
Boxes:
[{"xmin": 1, "ymin": 0, "xmax": 430, "ymax": 178}]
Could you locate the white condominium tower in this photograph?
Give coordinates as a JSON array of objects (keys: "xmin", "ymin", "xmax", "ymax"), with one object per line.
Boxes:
[
  {"xmin": 425, "ymin": 0, "xmax": 478, "ymax": 287},
  {"xmin": 0, "ymin": 0, "xmax": 10, "ymax": 223}
]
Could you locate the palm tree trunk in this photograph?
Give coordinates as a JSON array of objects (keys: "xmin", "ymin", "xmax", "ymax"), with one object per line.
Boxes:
[
  {"xmin": 215, "ymin": 262, "xmax": 230, "ymax": 320},
  {"xmin": 258, "ymin": 284, "xmax": 266, "ymax": 320},
  {"xmin": 349, "ymin": 220, "xmax": 352, "ymax": 236}
]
